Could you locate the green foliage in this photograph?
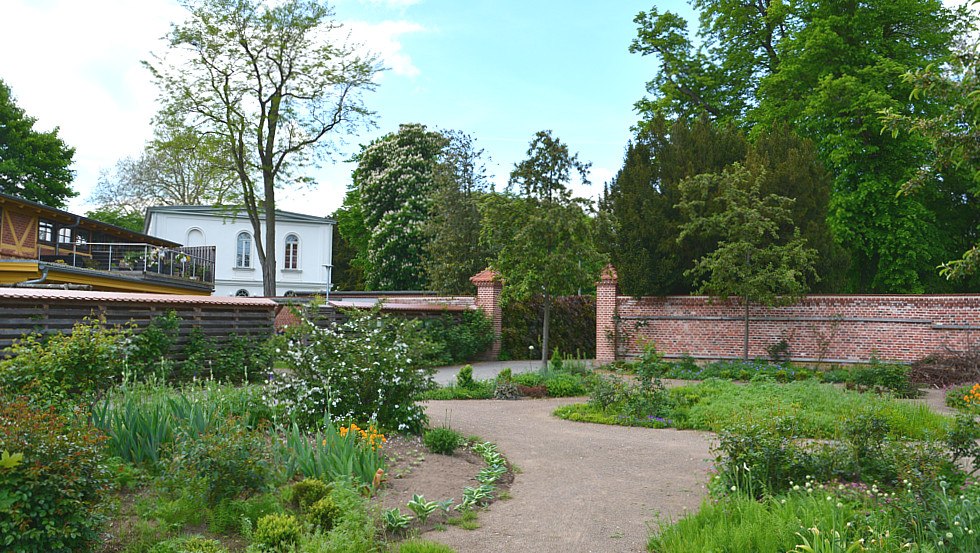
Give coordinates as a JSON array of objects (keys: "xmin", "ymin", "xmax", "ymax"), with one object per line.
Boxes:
[
  {"xmin": 406, "ymin": 494, "xmax": 440, "ymax": 525},
  {"xmin": 85, "ymin": 206, "xmax": 146, "ymax": 232},
  {"xmin": 276, "ymin": 422, "xmax": 385, "ymax": 492},
  {"xmin": 0, "ymin": 317, "xmax": 130, "ymax": 398},
  {"xmin": 91, "ymin": 381, "xmax": 269, "ymax": 466},
  {"xmin": 630, "ymin": 0, "xmax": 970, "ymax": 293},
  {"xmin": 130, "ymin": 310, "xmax": 182, "ymax": 374},
  {"xmin": 423, "ymin": 427, "xmax": 464, "ymax": 456},
  {"xmin": 0, "ymin": 78, "xmax": 76, "ymax": 207},
  {"xmin": 500, "ymin": 295, "xmax": 596, "ymax": 360},
  {"xmin": 543, "ymin": 372, "xmax": 587, "ymax": 397},
  {"xmin": 352, "ymin": 123, "xmax": 448, "ymax": 290},
  {"xmin": 290, "ymin": 478, "xmax": 331, "ymax": 511},
  {"xmin": 482, "ymin": 130, "xmax": 606, "ymax": 362},
  {"xmin": 456, "ymin": 365, "xmax": 475, "ymax": 389},
  {"xmin": 165, "ymin": 416, "xmax": 274, "ymax": 505},
  {"xmin": 306, "ymin": 496, "xmax": 342, "ymax": 531},
  {"xmin": 274, "ymin": 305, "xmax": 434, "ymax": 432},
  {"xmin": 846, "ymin": 360, "xmax": 917, "ymax": 398},
  {"xmin": 677, "ymin": 163, "xmax": 818, "ymax": 304},
  {"xmin": 253, "ymin": 513, "xmax": 302, "ymax": 552},
  {"xmin": 0, "ymin": 398, "xmax": 111, "ymax": 552},
  {"xmin": 419, "ymin": 311, "xmax": 493, "ymax": 366},
  {"xmin": 423, "ymin": 130, "xmax": 493, "ymax": 295},
  {"xmin": 208, "ymin": 493, "xmax": 284, "ymax": 536},
  {"xmin": 417, "ymin": 380, "xmax": 494, "ymax": 400},
  {"xmin": 149, "ymin": 536, "xmax": 229, "ymax": 553},
  {"xmin": 308, "ymin": 480, "xmax": 379, "ymax": 552}
]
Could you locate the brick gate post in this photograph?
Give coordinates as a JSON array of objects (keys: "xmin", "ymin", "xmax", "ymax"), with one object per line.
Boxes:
[
  {"xmin": 470, "ymin": 269, "xmax": 502, "ymax": 360},
  {"xmin": 596, "ymin": 265, "xmax": 619, "ymax": 364}
]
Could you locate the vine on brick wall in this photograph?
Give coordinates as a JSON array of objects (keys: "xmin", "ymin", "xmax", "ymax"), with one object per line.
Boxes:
[{"xmin": 500, "ymin": 295, "xmax": 596, "ymax": 360}]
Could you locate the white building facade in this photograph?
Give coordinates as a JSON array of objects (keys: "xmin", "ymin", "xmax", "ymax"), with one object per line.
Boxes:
[{"xmin": 145, "ymin": 206, "xmax": 334, "ymax": 297}]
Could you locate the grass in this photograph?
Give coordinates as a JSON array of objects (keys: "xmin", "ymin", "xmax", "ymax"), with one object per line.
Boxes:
[
  {"xmin": 556, "ymin": 379, "xmax": 950, "ymax": 440},
  {"xmin": 446, "ymin": 509, "xmax": 479, "ymax": 530},
  {"xmin": 648, "ymin": 489, "xmax": 908, "ymax": 553}
]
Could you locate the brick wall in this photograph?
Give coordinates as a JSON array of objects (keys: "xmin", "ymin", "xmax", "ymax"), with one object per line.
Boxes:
[
  {"xmin": 595, "ymin": 266, "xmax": 980, "ymax": 365},
  {"xmin": 472, "ymin": 270, "xmax": 503, "ymax": 360}
]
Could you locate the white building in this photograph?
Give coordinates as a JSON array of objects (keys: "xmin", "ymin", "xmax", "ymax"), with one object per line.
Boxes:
[{"xmin": 145, "ymin": 206, "xmax": 334, "ymax": 297}]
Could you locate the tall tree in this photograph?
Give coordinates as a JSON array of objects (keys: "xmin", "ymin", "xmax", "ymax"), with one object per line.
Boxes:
[
  {"xmin": 84, "ymin": 207, "xmax": 146, "ymax": 233},
  {"xmin": 631, "ymin": 0, "xmax": 968, "ymax": 292},
  {"xmin": 146, "ymin": 0, "xmax": 379, "ymax": 296},
  {"xmin": 482, "ymin": 131, "xmax": 605, "ymax": 367},
  {"xmin": 423, "ymin": 131, "xmax": 493, "ymax": 294},
  {"xmin": 677, "ymin": 163, "xmax": 818, "ymax": 359},
  {"xmin": 0, "ymin": 79, "xmax": 76, "ymax": 207},
  {"xmin": 882, "ymin": 7, "xmax": 980, "ymax": 281},
  {"xmin": 351, "ymin": 123, "xmax": 447, "ymax": 290},
  {"xmin": 91, "ymin": 114, "xmax": 239, "ymax": 216},
  {"xmin": 598, "ymin": 116, "xmax": 748, "ymax": 295}
]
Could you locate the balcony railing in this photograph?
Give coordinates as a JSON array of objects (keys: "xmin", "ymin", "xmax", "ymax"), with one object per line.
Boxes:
[{"xmin": 41, "ymin": 243, "xmax": 216, "ymax": 285}]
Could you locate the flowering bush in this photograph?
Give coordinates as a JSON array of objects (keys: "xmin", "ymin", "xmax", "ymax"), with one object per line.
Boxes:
[
  {"xmin": 274, "ymin": 307, "xmax": 436, "ymax": 433},
  {"xmin": 0, "ymin": 398, "xmax": 111, "ymax": 552}
]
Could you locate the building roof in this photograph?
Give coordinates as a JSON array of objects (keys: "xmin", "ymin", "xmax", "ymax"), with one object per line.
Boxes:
[
  {"xmin": 0, "ymin": 287, "xmax": 275, "ymax": 306},
  {"xmin": 144, "ymin": 205, "xmax": 336, "ymax": 233},
  {"xmin": 0, "ymin": 192, "xmax": 179, "ymax": 247}
]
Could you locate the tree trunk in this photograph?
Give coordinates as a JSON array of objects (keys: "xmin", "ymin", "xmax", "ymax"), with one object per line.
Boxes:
[
  {"xmin": 262, "ymin": 174, "xmax": 277, "ymax": 297},
  {"xmin": 541, "ymin": 291, "xmax": 550, "ymax": 370},
  {"xmin": 743, "ymin": 295, "xmax": 750, "ymax": 360}
]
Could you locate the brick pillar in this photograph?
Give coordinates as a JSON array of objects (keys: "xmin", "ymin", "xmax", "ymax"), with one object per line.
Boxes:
[
  {"xmin": 596, "ymin": 264, "xmax": 619, "ymax": 364},
  {"xmin": 470, "ymin": 269, "xmax": 502, "ymax": 360}
]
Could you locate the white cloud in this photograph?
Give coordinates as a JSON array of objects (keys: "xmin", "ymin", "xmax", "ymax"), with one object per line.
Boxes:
[
  {"xmin": 344, "ymin": 20, "xmax": 424, "ymax": 78},
  {"xmin": 0, "ymin": 0, "xmax": 185, "ymax": 210}
]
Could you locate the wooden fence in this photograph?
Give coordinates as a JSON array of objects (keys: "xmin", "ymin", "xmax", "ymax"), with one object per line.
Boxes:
[{"xmin": 0, "ymin": 289, "xmax": 276, "ymax": 353}]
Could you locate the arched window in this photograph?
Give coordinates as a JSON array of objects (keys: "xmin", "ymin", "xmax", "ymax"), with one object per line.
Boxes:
[
  {"xmin": 284, "ymin": 234, "xmax": 299, "ymax": 270},
  {"xmin": 236, "ymin": 232, "xmax": 252, "ymax": 268},
  {"xmin": 235, "ymin": 289, "xmax": 250, "ymax": 297}
]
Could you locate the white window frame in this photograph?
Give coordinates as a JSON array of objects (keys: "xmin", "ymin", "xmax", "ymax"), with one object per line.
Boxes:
[
  {"xmin": 236, "ymin": 231, "xmax": 252, "ymax": 268},
  {"xmin": 284, "ymin": 233, "xmax": 299, "ymax": 270}
]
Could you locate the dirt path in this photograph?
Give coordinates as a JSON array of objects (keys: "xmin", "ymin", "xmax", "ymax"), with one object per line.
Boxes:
[{"xmin": 422, "ymin": 398, "xmax": 714, "ymax": 553}]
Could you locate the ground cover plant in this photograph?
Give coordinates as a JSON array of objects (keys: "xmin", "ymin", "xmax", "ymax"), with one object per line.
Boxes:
[
  {"xmin": 607, "ymin": 345, "xmax": 919, "ymax": 397},
  {"xmin": 556, "ymin": 378, "xmax": 947, "ymax": 438},
  {"xmin": 419, "ymin": 352, "xmax": 593, "ymax": 401}
]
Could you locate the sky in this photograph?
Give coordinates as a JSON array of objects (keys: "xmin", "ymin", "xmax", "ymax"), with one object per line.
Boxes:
[{"xmin": 0, "ymin": 0, "xmax": 698, "ymax": 217}]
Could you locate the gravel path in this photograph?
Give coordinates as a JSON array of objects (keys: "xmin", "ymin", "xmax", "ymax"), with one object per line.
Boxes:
[{"xmin": 423, "ymin": 398, "xmax": 714, "ymax": 553}]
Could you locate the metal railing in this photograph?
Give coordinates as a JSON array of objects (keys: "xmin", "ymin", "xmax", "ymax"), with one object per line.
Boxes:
[{"xmin": 42, "ymin": 243, "xmax": 216, "ymax": 285}]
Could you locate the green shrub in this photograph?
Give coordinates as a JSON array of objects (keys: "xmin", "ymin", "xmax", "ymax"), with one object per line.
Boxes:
[
  {"xmin": 253, "ymin": 513, "xmax": 302, "ymax": 551},
  {"xmin": 456, "ymin": 365, "xmax": 475, "ymax": 388},
  {"xmin": 277, "ymin": 307, "xmax": 435, "ymax": 432},
  {"xmin": 307, "ymin": 496, "xmax": 342, "ymax": 531},
  {"xmin": 0, "ymin": 398, "xmax": 111, "ymax": 552},
  {"xmin": 847, "ymin": 359, "xmax": 918, "ymax": 397},
  {"xmin": 208, "ymin": 493, "xmax": 284, "ymax": 535},
  {"xmin": 0, "ymin": 317, "xmax": 131, "ymax": 397},
  {"xmin": 423, "ymin": 427, "xmax": 464, "ymax": 455},
  {"xmin": 418, "ymin": 381, "xmax": 494, "ymax": 400},
  {"xmin": 305, "ymin": 480, "xmax": 379, "ymax": 552},
  {"xmin": 130, "ymin": 310, "xmax": 181, "ymax": 376},
  {"xmin": 290, "ymin": 478, "xmax": 332, "ymax": 510},
  {"xmin": 512, "ymin": 372, "xmax": 544, "ymax": 387},
  {"xmin": 166, "ymin": 416, "xmax": 274, "ymax": 505},
  {"xmin": 493, "ymin": 379, "xmax": 520, "ymax": 400},
  {"xmin": 588, "ymin": 375, "xmax": 627, "ymax": 410},
  {"xmin": 396, "ymin": 539, "xmax": 457, "ymax": 553},
  {"xmin": 544, "ymin": 372, "xmax": 587, "ymax": 397}
]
